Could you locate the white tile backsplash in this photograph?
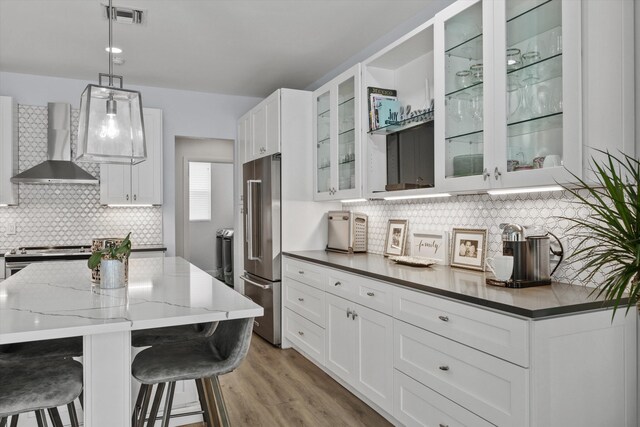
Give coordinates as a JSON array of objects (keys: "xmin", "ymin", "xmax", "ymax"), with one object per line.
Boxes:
[
  {"xmin": 0, "ymin": 105, "xmax": 162, "ymax": 249},
  {"xmin": 345, "ymin": 190, "xmax": 603, "ymax": 287}
]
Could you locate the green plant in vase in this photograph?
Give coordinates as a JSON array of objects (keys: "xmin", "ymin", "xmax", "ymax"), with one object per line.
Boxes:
[
  {"xmin": 560, "ymin": 150, "xmax": 639, "ymax": 315},
  {"xmin": 88, "ymin": 232, "xmax": 132, "ymax": 269}
]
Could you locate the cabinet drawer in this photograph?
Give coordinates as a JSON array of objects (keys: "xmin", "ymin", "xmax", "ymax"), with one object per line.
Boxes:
[
  {"xmin": 394, "ymin": 370, "xmax": 494, "ymax": 427},
  {"xmin": 282, "ymin": 257, "xmax": 325, "ymax": 290},
  {"xmin": 394, "ymin": 320, "xmax": 527, "ymax": 427},
  {"xmin": 393, "ymin": 286, "xmax": 529, "ymax": 367},
  {"xmin": 284, "ymin": 308, "xmax": 325, "ymax": 365},
  {"xmin": 326, "ymin": 270, "xmax": 392, "ymax": 315},
  {"xmin": 283, "ymin": 277, "xmax": 325, "ymax": 327}
]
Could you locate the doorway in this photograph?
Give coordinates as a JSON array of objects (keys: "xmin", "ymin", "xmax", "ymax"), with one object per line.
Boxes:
[{"xmin": 175, "ymin": 137, "xmax": 234, "ymax": 276}]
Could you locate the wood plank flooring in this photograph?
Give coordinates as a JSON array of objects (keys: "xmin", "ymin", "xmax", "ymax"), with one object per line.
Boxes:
[{"xmin": 180, "ymin": 333, "xmax": 392, "ymax": 427}]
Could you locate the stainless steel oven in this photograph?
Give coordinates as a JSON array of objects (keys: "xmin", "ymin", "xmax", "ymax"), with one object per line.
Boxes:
[{"xmin": 4, "ymin": 246, "xmax": 92, "ymax": 278}]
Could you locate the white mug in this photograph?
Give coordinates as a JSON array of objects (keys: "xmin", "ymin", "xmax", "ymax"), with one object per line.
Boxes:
[
  {"xmin": 543, "ymin": 154, "xmax": 561, "ymax": 168},
  {"xmin": 486, "ymin": 255, "xmax": 514, "ymax": 281}
]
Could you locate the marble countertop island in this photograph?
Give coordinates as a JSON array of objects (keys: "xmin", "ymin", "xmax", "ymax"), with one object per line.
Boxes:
[
  {"xmin": 0, "ymin": 257, "xmax": 262, "ymax": 427},
  {"xmin": 284, "ymin": 250, "xmax": 624, "ymax": 318}
]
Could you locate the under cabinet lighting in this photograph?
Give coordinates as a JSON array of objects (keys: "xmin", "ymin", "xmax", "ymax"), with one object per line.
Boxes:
[
  {"xmin": 341, "ymin": 198, "xmax": 367, "ymax": 203},
  {"xmin": 105, "ymin": 46, "xmax": 122, "ymax": 54},
  {"xmin": 383, "ymin": 193, "xmax": 452, "ymax": 201},
  {"xmin": 107, "ymin": 204, "xmax": 154, "ymax": 207},
  {"xmin": 487, "ymin": 185, "xmax": 563, "ymax": 196},
  {"xmin": 0, "ymin": 204, "xmax": 8, "ymax": 207}
]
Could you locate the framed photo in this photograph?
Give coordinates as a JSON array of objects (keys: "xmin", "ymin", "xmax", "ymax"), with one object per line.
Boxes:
[
  {"xmin": 384, "ymin": 219, "xmax": 408, "ymax": 257},
  {"xmin": 450, "ymin": 228, "xmax": 487, "ymax": 271},
  {"xmin": 411, "ymin": 230, "xmax": 449, "ymax": 265}
]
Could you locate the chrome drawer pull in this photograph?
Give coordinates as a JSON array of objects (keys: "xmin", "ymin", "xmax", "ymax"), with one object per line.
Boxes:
[
  {"xmin": 334, "ymin": 281, "xmax": 342, "ymax": 287},
  {"xmin": 298, "ymin": 331, "xmax": 304, "ymax": 336},
  {"xmin": 439, "ymin": 424, "xmax": 449, "ymax": 427},
  {"xmin": 438, "ymin": 315, "xmax": 449, "ymax": 322},
  {"xmin": 297, "ymin": 297, "xmax": 304, "ymax": 302},
  {"xmin": 438, "ymin": 365, "xmax": 449, "ymax": 371},
  {"xmin": 298, "ymin": 270, "xmax": 304, "ymax": 274},
  {"xmin": 366, "ymin": 292, "xmax": 375, "ymax": 297}
]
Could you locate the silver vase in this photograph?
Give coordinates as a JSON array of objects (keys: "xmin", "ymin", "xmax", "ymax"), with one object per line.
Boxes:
[{"xmin": 100, "ymin": 259, "xmax": 126, "ymax": 289}]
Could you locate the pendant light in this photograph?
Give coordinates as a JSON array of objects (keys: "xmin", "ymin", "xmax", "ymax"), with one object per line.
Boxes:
[{"xmin": 76, "ymin": 0, "xmax": 146, "ymax": 165}]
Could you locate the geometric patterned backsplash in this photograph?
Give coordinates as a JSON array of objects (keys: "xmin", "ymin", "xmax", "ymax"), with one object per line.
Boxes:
[
  {"xmin": 0, "ymin": 105, "xmax": 163, "ymax": 250},
  {"xmin": 345, "ymin": 189, "xmax": 604, "ymax": 288}
]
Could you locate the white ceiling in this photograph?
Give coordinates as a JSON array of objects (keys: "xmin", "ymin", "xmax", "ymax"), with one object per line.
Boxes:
[{"xmin": 0, "ymin": 0, "xmax": 452, "ymax": 98}]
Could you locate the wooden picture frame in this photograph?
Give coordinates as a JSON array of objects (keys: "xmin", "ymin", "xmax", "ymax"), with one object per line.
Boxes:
[
  {"xmin": 450, "ymin": 228, "xmax": 488, "ymax": 271},
  {"xmin": 384, "ymin": 219, "xmax": 408, "ymax": 257},
  {"xmin": 411, "ymin": 230, "xmax": 450, "ymax": 265}
]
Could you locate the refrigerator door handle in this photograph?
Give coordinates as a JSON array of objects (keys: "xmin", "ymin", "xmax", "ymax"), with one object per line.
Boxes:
[
  {"xmin": 240, "ymin": 275, "xmax": 272, "ymax": 290},
  {"xmin": 246, "ymin": 179, "xmax": 262, "ymax": 261}
]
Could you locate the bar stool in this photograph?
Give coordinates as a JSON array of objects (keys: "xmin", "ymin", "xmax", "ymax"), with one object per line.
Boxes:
[
  {"xmin": 0, "ymin": 336, "xmax": 82, "ymax": 360},
  {"xmin": 131, "ymin": 317, "xmax": 254, "ymax": 427},
  {"xmin": 0, "ymin": 358, "xmax": 83, "ymax": 427},
  {"xmin": 131, "ymin": 322, "xmax": 218, "ymax": 347}
]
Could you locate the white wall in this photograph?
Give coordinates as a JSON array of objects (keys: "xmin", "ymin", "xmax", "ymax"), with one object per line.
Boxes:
[{"xmin": 0, "ymin": 71, "xmax": 262, "ymax": 255}]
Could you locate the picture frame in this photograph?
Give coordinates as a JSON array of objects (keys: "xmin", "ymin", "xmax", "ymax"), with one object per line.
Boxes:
[
  {"xmin": 450, "ymin": 228, "xmax": 488, "ymax": 271},
  {"xmin": 411, "ymin": 230, "xmax": 450, "ymax": 265},
  {"xmin": 384, "ymin": 219, "xmax": 408, "ymax": 257}
]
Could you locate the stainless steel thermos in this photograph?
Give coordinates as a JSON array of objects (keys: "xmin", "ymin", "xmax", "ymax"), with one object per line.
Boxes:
[{"xmin": 501, "ymin": 223, "xmax": 564, "ymax": 287}]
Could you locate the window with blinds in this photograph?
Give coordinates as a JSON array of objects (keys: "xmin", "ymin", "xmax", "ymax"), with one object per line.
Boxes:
[{"xmin": 189, "ymin": 161, "xmax": 211, "ymax": 221}]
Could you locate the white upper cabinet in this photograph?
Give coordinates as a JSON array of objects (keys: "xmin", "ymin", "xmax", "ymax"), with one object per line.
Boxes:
[
  {"xmin": 0, "ymin": 96, "xmax": 18, "ymax": 206},
  {"xmin": 100, "ymin": 108, "xmax": 163, "ymax": 205},
  {"xmin": 313, "ymin": 64, "xmax": 362, "ymax": 201},
  {"xmin": 435, "ymin": 0, "xmax": 582, "ymax": 192},
  {"xmin": 249, "ymin": 90, "xmax": 280, "ymax": 161}
]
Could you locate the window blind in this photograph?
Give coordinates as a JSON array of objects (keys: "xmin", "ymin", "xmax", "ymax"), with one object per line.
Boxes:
[{"xmin": 189, "ymin": 161, "xmax": 211, "ymax": 221}]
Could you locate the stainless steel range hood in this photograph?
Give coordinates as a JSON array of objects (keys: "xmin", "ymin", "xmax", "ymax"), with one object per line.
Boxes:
[{"xmin": 11, "ymin": 103, "xmax": 99, "ymax": 185}]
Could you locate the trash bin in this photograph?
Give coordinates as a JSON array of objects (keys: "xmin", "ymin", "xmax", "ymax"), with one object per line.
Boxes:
[{"xmin": 222, "ymin": 230, "xmax": 234, "ymax": 287}]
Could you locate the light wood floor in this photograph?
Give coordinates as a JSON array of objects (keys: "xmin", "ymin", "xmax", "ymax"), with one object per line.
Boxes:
[{"xmin": 181, "ymin": 333, "xmax": 392, "ymax": 427}]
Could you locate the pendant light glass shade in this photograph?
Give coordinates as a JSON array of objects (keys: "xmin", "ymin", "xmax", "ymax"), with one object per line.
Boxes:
[{"xmin": 76, "ymin": 84, "xmax": 146, "ymax": 164}]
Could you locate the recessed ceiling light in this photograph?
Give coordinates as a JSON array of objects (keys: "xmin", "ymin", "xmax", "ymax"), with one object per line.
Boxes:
[{"xmin": 105, "ymin": 46, "xmax": 122, "ymax": 54}]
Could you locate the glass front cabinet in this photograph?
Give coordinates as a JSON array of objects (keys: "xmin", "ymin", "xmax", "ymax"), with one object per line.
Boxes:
[
  {"xmin": 435, "ymin": 0, "xmax": 581, "ymax": 192},
  {"xmin": 313, "ymin": 64, "xmax": 361, "ymax": 201}
]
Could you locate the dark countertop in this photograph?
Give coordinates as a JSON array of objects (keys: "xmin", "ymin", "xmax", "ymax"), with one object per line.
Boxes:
[
  {"xmin": 283, "ymin": 250, "xmax": 625, "ymax": 319},
  {"xmin": 131, "ymin": 245, "xmax": 167, "ymax": 252}
]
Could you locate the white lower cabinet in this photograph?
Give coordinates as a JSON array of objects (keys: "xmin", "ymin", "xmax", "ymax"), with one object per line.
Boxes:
[
  {"xmin": 282, "ymin": 256, "xmax": 637, "ymax": 427},
  {"xmin": 394, "ymin": 370, "xmax": 494, "ymax": 427},
  {"xmin": 325, "ymin": 293, "xmax": 394, "ymax": 414}
]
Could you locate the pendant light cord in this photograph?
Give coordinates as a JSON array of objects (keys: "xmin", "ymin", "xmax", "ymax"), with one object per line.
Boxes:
[{"xmin": 108, "ymin": 0, "xmax": 113, "ymax": 87}]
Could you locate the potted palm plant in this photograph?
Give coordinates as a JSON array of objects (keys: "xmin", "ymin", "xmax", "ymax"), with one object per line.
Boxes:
[
  {"xmin": 88, "ymin": 232, "xmax": 132, "ymax": 289},
  {"xmin": 561, "ymin": 150, "xmax": 639, "ymax": 315}
]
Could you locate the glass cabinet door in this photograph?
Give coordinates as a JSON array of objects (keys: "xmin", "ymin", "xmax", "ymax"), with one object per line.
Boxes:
[
  {"xmin": 337, "ymin": 77, "xmax": 356, "ymax": 192},
  {"xmin": 443, "ymin": 1, "xmax": 486, "ymax": 182},
  {"xmin": 503, "ymin": 0, "xmax": 564, "ymax": 175},
  {"xmin": 316, "ymin": 91, "xmax": 331, "ymax": 195}
]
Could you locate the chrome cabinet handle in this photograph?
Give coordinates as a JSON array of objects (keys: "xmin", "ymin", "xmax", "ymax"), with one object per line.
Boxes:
[
  {"xmin": 334, "ymin": 281, "xmax": 341, "ymax": 287},
  {"xmin": 133, "ymin": 194, "xmax": 137, "ymax": 201},
  {"xmin": 126, "ymin": 194, "xmax": 129, "ymax": 201},
  {"xmin": 298, "ymin": 270, "xmax": 304, "ymax": 274},
  {"xmin": 352, "ymin": 311, "xmax": 358, "ymax": 320},
  {"xmin": 494, "ymin": 167, "xmax": 502, "ymax": 180},
  {"xmin": 298, "ymin": 297, "xmax": 304, "ymax": 302},
  {"xmin": 438, "ymin": 365, "xmax": 450, "ymax": 371},
  {"xmin": 483, "ymin": 168, "xmax": 490, "ymax": 181},
  {"xmin": 298, "ymin": 331, "xmax": 304, "ymax": 336},
  {"xmin": 346, "ymin": 308, "xmax": 352, "ymax": 318},
  {"xmin": 439, "ymin": 424, "xmax": 449, "ymax": 427},
  {"xmin": 438, "ymin": 315, "xmax": 449, "ymax": 322},
  {"xmin": 366, "ymin": 292, "xmax": 375, "ymax": 297}
]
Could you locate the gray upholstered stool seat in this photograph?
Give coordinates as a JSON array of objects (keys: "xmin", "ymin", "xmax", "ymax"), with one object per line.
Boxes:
[
  {"xmin": 131, "ymin": 318, "xmax": 253, "ymax": 427},
  {"xmin": 0, "ymin": 359, "xmax": 83, "ymax": 427},
  {"xmin": 0, "ymin": 336, "xmax": 82, "ymax": 360},
  {"xmin": 131, "ymin": 322, "xmax": 218, "ymax": 348}
]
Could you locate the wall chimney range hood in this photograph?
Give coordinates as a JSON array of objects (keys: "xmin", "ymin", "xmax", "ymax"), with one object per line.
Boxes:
[{"xmin": 11, "ymin": 103, "xmax": 99, "ymax": 185}]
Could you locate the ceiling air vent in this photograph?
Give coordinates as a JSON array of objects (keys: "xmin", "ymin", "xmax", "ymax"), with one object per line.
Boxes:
[{"xmin": 104, "ymin": 4, "xmax": 144, "ymax": 24}]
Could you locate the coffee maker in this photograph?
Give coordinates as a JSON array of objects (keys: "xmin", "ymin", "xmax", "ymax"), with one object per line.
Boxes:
[{"xmin": 501, "ymin": 223, "xmax": 564, "ymax": 288}]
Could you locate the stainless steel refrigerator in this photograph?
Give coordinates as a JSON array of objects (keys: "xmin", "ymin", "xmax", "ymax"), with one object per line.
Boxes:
[{"xmin": 240, "ymin": 154, "xmax": 281, "ymax": 345}]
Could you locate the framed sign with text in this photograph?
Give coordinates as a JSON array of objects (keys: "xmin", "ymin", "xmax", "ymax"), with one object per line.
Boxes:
[{"xmin": 411, "ymin": 230, "xmax": 449, "ymax": 265}]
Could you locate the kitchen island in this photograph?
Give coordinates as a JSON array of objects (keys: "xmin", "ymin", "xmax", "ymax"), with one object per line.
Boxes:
[{"xmin": 0, "ymin": 257, "xmax": 262, "ymax": 427}]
